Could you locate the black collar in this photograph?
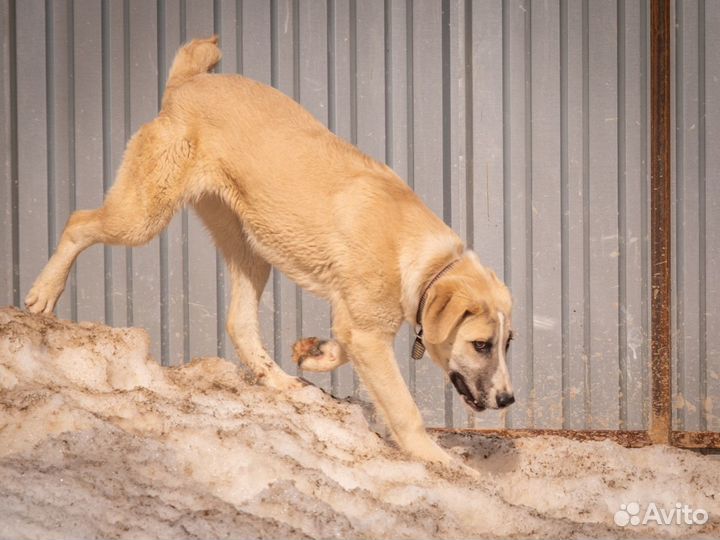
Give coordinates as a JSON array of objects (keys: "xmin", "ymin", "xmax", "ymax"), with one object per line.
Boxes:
[{"xmin": 411, "ymin": 258, "xmax": 460, "ymax": 360}]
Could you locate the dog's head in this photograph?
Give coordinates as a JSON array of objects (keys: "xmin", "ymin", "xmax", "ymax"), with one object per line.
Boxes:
[{"xmin": 421, "ymin": 254, "xmax": 514, "ymax": 412}]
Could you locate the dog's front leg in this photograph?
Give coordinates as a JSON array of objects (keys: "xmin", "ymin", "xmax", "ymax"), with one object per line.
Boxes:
[{"xmin": 346, "ymin": 329, "xmax": 452, "ymax": 464}]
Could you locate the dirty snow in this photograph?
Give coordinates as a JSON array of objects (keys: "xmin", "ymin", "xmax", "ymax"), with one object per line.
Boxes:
[{"xmin": 0, "ymin": 306, "xmax": 718, "ymax": 539}]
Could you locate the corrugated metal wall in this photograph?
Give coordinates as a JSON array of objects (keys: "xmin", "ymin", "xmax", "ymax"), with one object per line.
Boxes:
[
  {"xmin": 673, "ymin": 0, "xmax": 719, "ymax": 433},
  {"xmin": 0, "ymin": 0, "xmax": 717, "ymax": 431}
]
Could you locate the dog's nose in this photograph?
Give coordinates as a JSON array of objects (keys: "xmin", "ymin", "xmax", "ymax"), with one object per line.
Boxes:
[{"xmin": 496, "ymin": 392, "xmax": 515, "ymax": 408}]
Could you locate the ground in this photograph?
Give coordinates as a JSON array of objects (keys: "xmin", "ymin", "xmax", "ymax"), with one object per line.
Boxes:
[{"xmin": 0, "ymin": 306, "xmax": 718, "ymax": 539}]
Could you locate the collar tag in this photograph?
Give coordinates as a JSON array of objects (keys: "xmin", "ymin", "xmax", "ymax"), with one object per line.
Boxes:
[{"xmin": 411, "ymin": 329, "xmax": 426, "ymax": 360}]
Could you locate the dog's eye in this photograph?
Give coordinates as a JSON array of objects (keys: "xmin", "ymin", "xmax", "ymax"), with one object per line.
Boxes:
[{"xmin": 472, "ymin": 340, "xmax": 491, "ymax": 354}]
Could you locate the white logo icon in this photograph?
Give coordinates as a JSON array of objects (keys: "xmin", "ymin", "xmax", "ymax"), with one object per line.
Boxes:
[{"xmin": 614, "ymin": 502, "xmax": 641, "ymax": 526}]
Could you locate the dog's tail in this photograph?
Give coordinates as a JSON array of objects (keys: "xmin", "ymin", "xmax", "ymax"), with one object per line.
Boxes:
[{"xmin": 164, "ymin": 35, "xmax": 221, "ymax": 96}]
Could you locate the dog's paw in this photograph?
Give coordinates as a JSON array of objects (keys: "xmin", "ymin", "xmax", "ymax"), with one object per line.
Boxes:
[
  {"xmin": 398, "ymin": 431, "xmax": 456, "ymax": 466},
  {"xmin": 292, "ymin": 337, "xmax": 344, "ymax": 372},
  {"xmin": 25, "ymin": 280, "xmax": 63, "ymax": 315},
  {"xmin": 261, "ymin": 371, "xmax": 308, "ymax": 392}
]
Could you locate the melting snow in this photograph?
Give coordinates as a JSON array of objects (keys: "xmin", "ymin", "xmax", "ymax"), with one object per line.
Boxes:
[{"xmin": 0, "ymin": 306, "xmax": 718, "ymax": 539}]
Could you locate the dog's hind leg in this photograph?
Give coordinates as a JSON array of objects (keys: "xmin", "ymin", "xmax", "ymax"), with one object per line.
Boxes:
[
  {"xmin": 25, "ymin": 118, "xmax": 190, "ymax": 314},
  {"xmin": 193, "ymin": 194, "xmax": 305, "ymax": 391}
]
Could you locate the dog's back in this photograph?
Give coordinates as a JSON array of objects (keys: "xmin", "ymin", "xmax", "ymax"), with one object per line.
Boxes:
[{"xmin": 157, "ymin": 39, "xmax": 449, "ymax": 303}]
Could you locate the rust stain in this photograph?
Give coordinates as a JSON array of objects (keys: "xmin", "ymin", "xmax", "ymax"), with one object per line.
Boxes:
[
  {"xmin": 649, "ymin": 0, "xmax": 672, "ymax": 445},
  {"xmin": 672, "ymin": 431, "xmax": 720, "ymax": 449},
  {"xmin": 429, "ymin": 428, "xmax": 653, "ymax": 448}
]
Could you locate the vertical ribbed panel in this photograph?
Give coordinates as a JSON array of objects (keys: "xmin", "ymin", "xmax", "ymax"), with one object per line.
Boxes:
[
  {"xmin": 703, "ymin": 0, "xmax": 718, "ymax": 433},
  {"xmin": 0, "ymin": 0, "xmax": 19, "ymax": 308},
  {"xmin": 4, "ymin": 0, "xmax": 716, "ymax": 431},
  {"xmin": 674, "ymin": 0, "xmax": 718, "ymax": 433}
]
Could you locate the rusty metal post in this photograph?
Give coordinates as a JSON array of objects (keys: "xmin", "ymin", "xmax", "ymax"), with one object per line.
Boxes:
[{"xmin": 649, "ymin": 0, "xmax": 672, "ymax": 445}]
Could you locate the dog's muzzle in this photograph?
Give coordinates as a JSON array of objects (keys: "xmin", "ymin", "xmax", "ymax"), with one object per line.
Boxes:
[{"xmin": 449, "ymin": 371, "xmax": 485, "ymax": 412}]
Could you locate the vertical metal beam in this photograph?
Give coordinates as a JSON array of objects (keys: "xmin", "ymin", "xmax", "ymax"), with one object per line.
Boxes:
[
  {"xmin": 123, "ymin": 0, "xmax": 133, "ymax": 328},
  {"xmin": 441, "ymin": 0, "xmax": 452, "ymax": 429},
  {"xmin": 67, "ymin": 0, "xmax": 78, "ymax": 322},
  {"xmin": 157, "ymin": 0, "xmax": 169, "ymax": 365},
  {"xmin": 649, "ymin": 0, "xmax": 671, "ymax": 445},
  {"xmin": 9, "ymin": 0, "xmax": 20, "ymax": 308},
  {"xmin": 405, "ymin": 0, "xmax": 417, "ymax": 397},
  {"xmin": 213, "ymin": 0, "xmax": 227, "ymax": 361},
  {"xmin": 101, "ymin": 0, "xmax": 113, "ymax": 327}
]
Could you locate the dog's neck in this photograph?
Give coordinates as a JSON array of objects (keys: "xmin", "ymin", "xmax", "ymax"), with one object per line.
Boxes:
[{"xmin": 399, "ymin": 235, "xmax": 465, "ymax": 325}]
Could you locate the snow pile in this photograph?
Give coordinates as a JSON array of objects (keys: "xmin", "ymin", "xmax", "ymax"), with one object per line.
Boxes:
[{"xmin": 0, "ymin": 306, "xmax": 718, "ymax": 539}]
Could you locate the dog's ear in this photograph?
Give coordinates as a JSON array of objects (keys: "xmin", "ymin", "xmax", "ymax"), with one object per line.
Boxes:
[{"xmin": 422, "ymin": 278, "xmax": 473, "ymax": 345}]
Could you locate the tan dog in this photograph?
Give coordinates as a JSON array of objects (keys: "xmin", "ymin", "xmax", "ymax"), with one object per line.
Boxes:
[{"xmin": 26, "ymin": 37, "xmax": 514, "ymax": 464}]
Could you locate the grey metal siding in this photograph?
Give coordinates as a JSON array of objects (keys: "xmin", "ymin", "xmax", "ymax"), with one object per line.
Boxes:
[
  {"xmin": 673, "ymin": 0, "xmax": 719, "ymax": 433},
  {"xmin": 1, "ymin": 0, "xmax": 716, "ymax": 431}
]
